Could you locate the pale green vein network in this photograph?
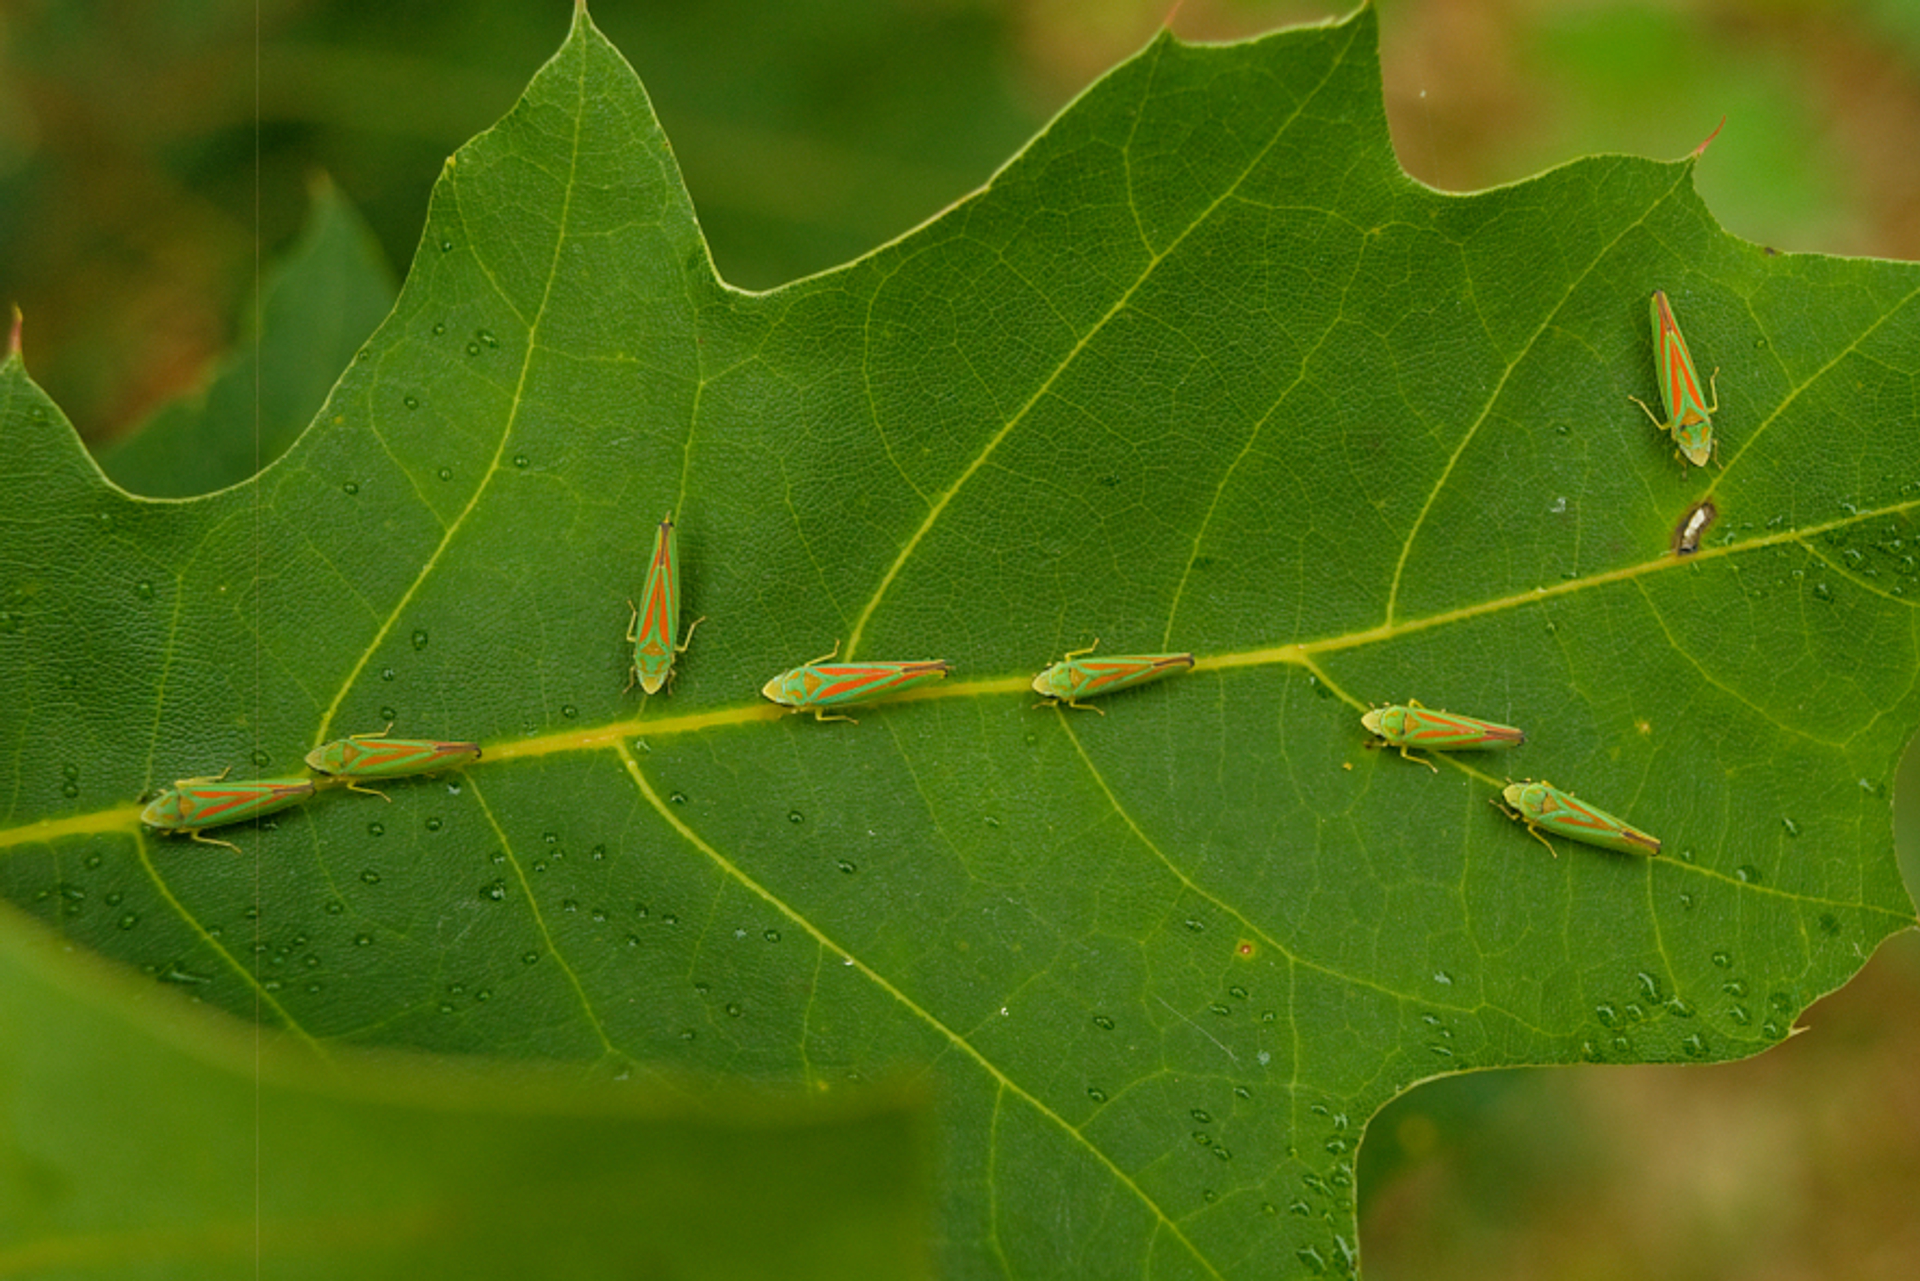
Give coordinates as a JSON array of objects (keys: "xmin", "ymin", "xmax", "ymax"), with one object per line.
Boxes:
[
  {"xmin": 613, "ymin": 738, "xmax": 1224, "ymax": 1279},
  {"xmin": 1707, "ymin": 279, "xmax": 1920, "ymax": 488},
  {"xmin": 316, "ymin": 46, "xmax": 593, "ymax": 742},
  {"xmin": 137, "ymin": 840, "xmax": 324, "ymax": 1055},
  {"xmin": 1383, "ymin": 161, "xmax": 1696, "ymax": 626},
  {"xmin": 842, "ymin": 25, "xmax": 1356, "ymax": 658},
  {"xmin": 467, "ymin": 775, "xmax": 617, "ymax": 1058},
  {"xmin": 1630, "ymin": 576, "xmax": 1851, "ymax": 750}
]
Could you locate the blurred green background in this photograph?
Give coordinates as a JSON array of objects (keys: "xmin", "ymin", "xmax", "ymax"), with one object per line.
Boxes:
[{"xmin": 3, "ymin": 1, "xmax": 1917, "ymax": 1275}]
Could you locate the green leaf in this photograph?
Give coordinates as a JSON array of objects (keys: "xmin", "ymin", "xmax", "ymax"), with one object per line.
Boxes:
[
  {"xmin": 98, "ymin": 178, "xmax": 399, "ymax": 498},
  {"xmin": 3, "ymin": 7, "xmax": 1915, "ymax": 1277},
  {"xmin": 0, "ymin": 899, "xmax": 927, "ymax": 1279}
]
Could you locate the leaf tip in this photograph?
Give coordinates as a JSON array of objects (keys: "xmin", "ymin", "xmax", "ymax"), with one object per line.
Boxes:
[
  {"xmin": 1687, "ymin": 116, "xmax": 1726, "ymax": 163},
  {"xmin": 6, "ymin": 305, "xmax": 20, "ymax": 362}
]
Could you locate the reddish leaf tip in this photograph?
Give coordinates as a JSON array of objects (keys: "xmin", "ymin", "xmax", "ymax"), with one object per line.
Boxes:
[{"xmin": 1689, "ymin": 116, "xmax": 1726, "ymax": 161}]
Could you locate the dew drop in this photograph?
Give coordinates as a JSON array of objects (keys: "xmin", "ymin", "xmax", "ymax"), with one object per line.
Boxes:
[
  {"xmin": 1812, "ymin": 582, "xmax": 1833, "ymax": 602},
  {"xmin": 342, "ymin": 482, "xmax": 359, "ymax": 496},
  {"xmin": 117, "ymin": 912, "xmax": 139, "ymax": 930},
  {"xmin": 432, "ymin": 322, "xmax": 447, "ymax": 335},
  {"xmin": 1711, "ymin": 951, "xmax": 1731, "ymax": 968},
  {"xmin": 403, "ymin": 396, "xmax": 419, "ymax": 410},
  {"xmin": 661, "ymin": 912, "xmax": 678, "ymax": 926},
  {"xmin": 367, "ymin": 822, "xmax": 385, "ymax": 838},
  {"xmin": 522, "ymin": 951, "xmax": 539, "ymax": 965},
  {"xmin": 1191, "ymin": 1108, "xmax": 1212, "ymax": 1123},
  {"xmin": 1735, "ymin": 865, "xmax": 1762, "ymax": 884},
  {"xmin": 1184, "ymin": 918, "xmax": 1205, "ymax": 932},
  {"xmin": 355, "ymin": 932, "xmax": 374, "ymax": 946},
  {"xmin": 787, "ymin": 810, "xmax": 804, "ymax": 824},
  {"xmin": 466, "ymin": 342, "xmax": 481, "ymax": 356},
  {"xmin": 836, "ymin": 860, "xmax": 856, "ymax": 875},
  {"xmin": 764, "ymin": 928, "xmax": 781, "ymax": 942},
  {"xmin": 61, "ymin": 782, "xmax": 78, "ymax": 798},
  {"xmin": 438, "ymin": 467, "xmax": 453, "ymax": 481},
  {"xmin": 1191, "ymin": 1131, "xmax": 1211, "ymax": 1147},
  {"xmin": 1781, "ymin": 816, "xmax": 1800, "ymax": 837},
  {"xmin": 360, "ymin": 868, "xmax": 381, "ymax": 884},
  {"xmin": 475, "ymin": 328, "xmax": 497, "ymax": 348},
  {"xmin": 561, "ymin": 704, "xmax": 577, "ymax": 719},
  {"xmin": 1087, "ymin": 1086, "xmax": 1108, "ymax": 1103},
  {"xmin": 425, "ymin": 817, "xmax": 442, "ymax": 833},
  {"xmin": 1682, "ymin": 1033, "xmax": 1708, "ymax": 1057},
  {"xmin": 381, "ymin": 667, "xmax": 396, "ymax": 681},
  {"xmin": 134, "ymin": 580, "xmax": 155, "ymax": 601},
  {"xmin": 411, "ymin": 629, "xmax": 429, "ymax": 651},
  {"xmin": 725, "ymin": 1003, "xmax": 743, "ymax": 1018},
  {"xmin": 379, "ymin": 706, "xmax": 397, "ymax": 722},
  {"xmin": 1093, "ymin": 1014, "xmax": 1114, "ymax": 1030},
  {"xmin": 669, "ymin": 791, "xmax": 688, "ymax": 805}
]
